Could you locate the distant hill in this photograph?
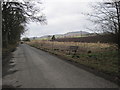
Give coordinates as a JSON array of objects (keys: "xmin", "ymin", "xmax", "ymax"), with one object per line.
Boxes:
[
  {"xmin": 30, "ymin": 31, "xmax": 90, "ymax": 40},
  {"xmin": 64, "ymin": 31, "xmax": 89, "ymax": 37}
]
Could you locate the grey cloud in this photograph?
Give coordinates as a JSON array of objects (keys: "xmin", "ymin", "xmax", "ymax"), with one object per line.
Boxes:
[{"xmin": 24, "ymin": 0, "xmax": 98, "ymax": 38}]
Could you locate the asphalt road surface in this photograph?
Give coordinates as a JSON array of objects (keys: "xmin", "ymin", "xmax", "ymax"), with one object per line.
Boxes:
[{"xmin": 3, "ymin": 44, "xmax": 119, "ymax": 88}]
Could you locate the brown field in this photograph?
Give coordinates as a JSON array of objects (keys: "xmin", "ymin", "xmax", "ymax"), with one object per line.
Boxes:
[
  {"xmin": 27, "ymin": 40, "xmax": 119, "ymax": 81},
  {"xmin": 54, "ymin": 34, "xmax": 116, "ymax": 43}
]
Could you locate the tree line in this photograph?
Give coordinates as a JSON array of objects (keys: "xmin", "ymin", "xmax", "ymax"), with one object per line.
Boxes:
[{"xmin": 2, "ymin": 1, "xmax": 46, "ymax": 48}]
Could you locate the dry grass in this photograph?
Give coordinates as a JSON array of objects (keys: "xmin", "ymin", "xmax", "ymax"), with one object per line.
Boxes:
[{"xmin": 28, "ymin": 40, "xmax": 116, "ymax": 53}]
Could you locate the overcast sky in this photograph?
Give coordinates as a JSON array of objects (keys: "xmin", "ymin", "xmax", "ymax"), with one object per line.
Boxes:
[{"xmin": 23, "ymin": 0, "xmax": 104, "ymax": 38}]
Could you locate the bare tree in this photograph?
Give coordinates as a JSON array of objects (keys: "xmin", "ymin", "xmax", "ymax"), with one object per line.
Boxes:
[{"xmin": 87, "ymin": 1, "xmax": 120, "ymax": 50}]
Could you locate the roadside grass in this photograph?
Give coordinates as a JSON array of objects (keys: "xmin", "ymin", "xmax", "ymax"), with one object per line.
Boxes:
[
  {"xmin": 27, "ymin": 40, "xmax": 119, "ymax": 81},
  {"xmin": 2, "ymin": 44, "xmax": 17, "ymax": 59}
]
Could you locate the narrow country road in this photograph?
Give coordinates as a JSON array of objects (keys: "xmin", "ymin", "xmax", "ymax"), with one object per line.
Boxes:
[{"xmin": 3, "ymin": 44, "xmax": 119, "ymax": 88}]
